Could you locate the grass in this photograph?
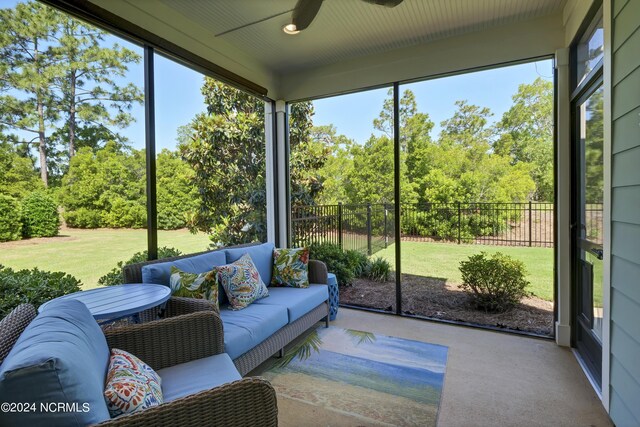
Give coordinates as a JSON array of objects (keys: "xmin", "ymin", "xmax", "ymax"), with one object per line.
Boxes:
[
  {"xmin": 375, "ymin": 241, "xmax": 555, "ymax": 301},
  {"xmin": 0, "ymin": 228, "xmax": 211, "ymax": 289}
]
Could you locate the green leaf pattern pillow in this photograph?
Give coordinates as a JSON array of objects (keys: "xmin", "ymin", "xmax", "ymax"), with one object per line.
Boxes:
[
  {"xmin": 169, "ymin": 266, "xmax": 218, "ymax": 306},
  {"xmin": 271, "ymin": 247, "xmax": 309, "ymax": 288}
]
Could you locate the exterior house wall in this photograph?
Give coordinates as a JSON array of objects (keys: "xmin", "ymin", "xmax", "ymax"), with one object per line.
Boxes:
[{"xmin": 609, "ymin": 0, "xmax": 640, "ymax": 424}]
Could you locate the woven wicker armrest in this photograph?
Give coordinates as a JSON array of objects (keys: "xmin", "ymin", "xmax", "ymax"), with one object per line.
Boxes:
[
  {"xmin": 0, "ymin": 304, "xmax": 37, "ymax": 365},
  {"xmin": 104, "ymin": 310, "xmax": 224, "ymax": 370},
  {"xmin": 164, "ymin": 296, "xmax": 218, "ymax": 316},
  {"xmin": 94, "ymin": 377, "xmax": 278, "ymax": 427},
  {"xmin": 308, "ymin": 259, "xmax": 328, "ymax": 284}
]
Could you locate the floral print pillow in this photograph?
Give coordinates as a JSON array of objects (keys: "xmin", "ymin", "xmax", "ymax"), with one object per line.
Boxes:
[
  {"xmin": 103, "ymin": 348, "xmax": 163, "ymax": 418},
  {"xmin": 169, "ymin": 266, "xmax": 219, "ymax": 307},
  {"xmin": 216, "ymin": 253, "xmax": 269, "ymax": 310},
  {"xmin": 271, "ymin": 247, "xmax": 310, "ymax": 288}
]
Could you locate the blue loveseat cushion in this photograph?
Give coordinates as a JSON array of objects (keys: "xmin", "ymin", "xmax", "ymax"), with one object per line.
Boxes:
[
  {"xmin": 224, "ymin": 242, "xmax": 275, "ymax": 286},
  {"xmin": 0, "ymin": 299, "xmax": 111, "ymax": 426},
  {"xmin": 142, "ymin": 250, "xmax": 227, "ymax": 286},
  {"xmin": 157, "ymin": 353, "xmax": 241, "ymax": 402},
  {"xmin": 254, "ymin": 284, "xmax": 329, "ymax": 322},
  {"xmin": 219, "ymin": 303, "xmax": 288, "ymax": 360}
]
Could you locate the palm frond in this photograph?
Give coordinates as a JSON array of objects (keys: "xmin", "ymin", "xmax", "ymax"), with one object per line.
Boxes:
[
  {"xmin": 274, "ymin": 329, "xmax": 323, "ymax": 369},
  {"xmin": 345, "ymin": 328, "xmax": 376, "ymax": 345}
]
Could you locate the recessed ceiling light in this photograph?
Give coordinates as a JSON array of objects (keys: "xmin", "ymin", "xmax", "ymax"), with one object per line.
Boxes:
[{"xmin": 282, "ymin": 23, "xmax": 300, "ymax": 35}]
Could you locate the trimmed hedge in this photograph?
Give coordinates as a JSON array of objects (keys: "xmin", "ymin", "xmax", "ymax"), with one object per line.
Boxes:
[
  {"xmin": 0, "ymin": 194, "xmax": 22, "ymax": 242},
  {"xmin": 21, "ymin": 191, "xmax": 60, "ymax": 238},
  {"xmin": 0, "ymin": 265, "xmax": 82, "ymax": 317}
]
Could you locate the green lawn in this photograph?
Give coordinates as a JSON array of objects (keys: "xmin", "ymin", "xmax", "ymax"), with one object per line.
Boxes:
[
  {"xmin": 375, "ymin": 241, "xmax": 555, "ymax": 301},
  {"xmin": 0, "ymin": 228, "xmax": 211, "ymax": 289}
]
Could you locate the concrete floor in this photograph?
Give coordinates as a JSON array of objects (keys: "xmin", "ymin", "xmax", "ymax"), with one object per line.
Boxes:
[{"xmin": 269, "ymin": 308, "xmax": 612, "ymax": 427}]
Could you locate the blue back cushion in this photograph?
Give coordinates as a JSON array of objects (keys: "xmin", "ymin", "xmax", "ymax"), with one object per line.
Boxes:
[
  {"xmin": 224, "ymin": 242, "xmax": 275, "ymax": 286},
  {"xmin": 0, "ymin": 299, "xmax": 111, "ymax": 426},
  {"xmin": 141, "ymin": 250, "xmax": 227, "ymax": 286}
]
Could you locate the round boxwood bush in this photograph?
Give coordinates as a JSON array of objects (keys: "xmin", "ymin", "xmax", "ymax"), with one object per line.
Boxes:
[
  {"xmin": 21, "ymin": 191, "xmax": 60, "ymax": 238},
  {"xmin": 0, "ymin": 194, "xmax": 22, "ymax": 242},
  {"xmin": 0, "ymin": 265, "xmax": 82, "ymax": 317},
  {"xmin": 98, "ymin": 246, "xmax": 184, "ymax": 287},
  {"xmin": 459, "ymin": 252, "xmax": 530, "ymax": 312}
]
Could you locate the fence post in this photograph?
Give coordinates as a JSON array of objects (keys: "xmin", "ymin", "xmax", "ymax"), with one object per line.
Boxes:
[
  {"xmin": 367, "ymin": 203, "xmax": 372, "ymax": 255},
  {"xmin": 457, "ymin": 202, "xmax": 461, "ymax": 244},
  {"xmin": 528, "ymin": 201, "xmax": 532, "ymax": 247},
  {"xmin": 384, "ymin": 203, "xmax": 388, "ymax": 249},
  {"xmin": 338, "ymin": 202, "xmax": 343, "ymax": 250}
]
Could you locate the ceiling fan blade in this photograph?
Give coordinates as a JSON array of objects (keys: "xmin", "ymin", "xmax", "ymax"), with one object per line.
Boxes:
[
  {"xmin": 292, "ymin": 0, "xmax": 324, "ymax": 31},
  {"xmin": 215, "ymin": 9, "xmax": 293, "ymax": 37},
  {"xmin": 361, "ymin": 0, "xmax": 404, "ymax": 7}
]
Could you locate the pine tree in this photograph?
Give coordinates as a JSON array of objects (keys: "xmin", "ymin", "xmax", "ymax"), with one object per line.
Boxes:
[{"xmin": 0, "ymin": 2, "xmax": 63, "ymax": 186}]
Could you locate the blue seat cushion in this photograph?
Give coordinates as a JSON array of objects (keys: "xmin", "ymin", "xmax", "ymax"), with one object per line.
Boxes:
[
  {"xmin": 254, "ymin": 284, "xmax": 329, "ymax": 323},
  {"xmin": 220, "ymin": 303, "xmax": 288, "ymax": 360},
  {"xmin": 0, "ymin": 299, "xmax": 111, "ymax": 426},
  {"xmin": 157, "ymin": 353, "xmax": 241, "ymax": 402},
  {"xmin": 224, "ymin": 242, "xmax": 275, "ymax": 286},
  {"xmin": 142, "ymin": 250, "xmax": 228, "ymax": 304}
]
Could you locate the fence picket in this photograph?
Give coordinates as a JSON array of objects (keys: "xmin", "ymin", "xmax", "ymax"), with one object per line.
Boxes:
[{"xmin": 291, "ymin": 202, "xmax": 602, "ymax": 256}]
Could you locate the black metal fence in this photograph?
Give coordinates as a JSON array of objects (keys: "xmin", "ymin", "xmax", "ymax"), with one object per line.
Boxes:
[
  {"xmin": 291, "ymin": 203, "xmax": 395, "ymax": 254},
  {"xmin": 292, "ymin": 202, "xmax": 603, "ymax": 253}
]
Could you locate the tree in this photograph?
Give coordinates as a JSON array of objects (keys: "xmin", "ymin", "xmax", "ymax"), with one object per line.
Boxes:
[
  {"xmin": 289, "ymin": 102, "xmax": 329, "ymax": 207},
  {"xmin": 495, "ymin": 78, "xmax": 554, "ymax": 201},
  {"xmin": 439, "ymin": 100, "xmax": 493, "ymax": 164},
  {"xmin": 181, "ymin": 79, "xmax": 328, "ymax": 246},
  {"xmin": 180, "ymin": 79, "xmax": 268, "ymax": 246},
  {"xmin": 345, "ymin": 135, "xmax": 417, "ymax": 205},
  {"xmin": 0, "ymin": 141, "xmax": 44, "ymax": 199},
  {"xmin": 311, "ymin": 125, "xmax": 354, "ymax": 204},
  {"xmin": 52, "ymin": 19, "xmax": 143, "ymax": 159},
  {"xmin": 0, "ymin": 2, "xmax": 63, "ymax": 186},
  {"xmin": 156, "ymin": 149, "xmax": 200, "ymax": 230},
  {"xmin": 60, "ymin": 142, "xmax": 146, "ymax": 228},
  {"xmin": 0, "ymin": 1, "xmax": 143, "ymax": 186}
]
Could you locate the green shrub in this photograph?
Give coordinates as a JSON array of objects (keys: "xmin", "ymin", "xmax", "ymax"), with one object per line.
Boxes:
[
  {"xmin": 98, "ymin": 246, "xmax": 183, "ymax": 287},
  {"xmin": 64, "ymin": 207, "xmax": 102, "ymax": 228},
  {"xmin": 308, "ymin": 242, "xmax": 355, "ymax": 286},
  {"xmin": 0, "ymin": 194, "xmax": 22, "ymax": 242},
  {"xmin": 0, "ymin": 265, "xmax": 82, "ymax": 317},
  {"xmin": 21, "ymin": 191, "xmax": 60, "ymax": 238},
  {"xmin": 345, "ymin": 249, "xmax": 370, "ymax": 278},
  {"xmin": 367, "ymin": 257, "xmax": 392, "ymax": 282},
  {"xmin": 459, "ymin": 252, "xmax": 530, "ymax": 312}
]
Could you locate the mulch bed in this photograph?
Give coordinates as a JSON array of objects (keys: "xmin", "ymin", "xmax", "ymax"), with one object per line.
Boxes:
[{"xmin": 340, "ymin": 274, "xmax": 554, "ymax": 336}]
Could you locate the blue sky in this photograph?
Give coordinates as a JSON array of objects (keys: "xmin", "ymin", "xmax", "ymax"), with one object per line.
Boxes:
[
  {"xmin": 4, "ymin": 0, "xmax": 553, "ymax": 151},
  {"xmin": 137, "ymin": 55, "xmax": 554, "ymax": 150}
]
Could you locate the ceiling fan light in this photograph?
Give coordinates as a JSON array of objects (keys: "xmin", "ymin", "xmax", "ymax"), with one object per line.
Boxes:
[{"xmin": 282, "ymin": 23, "xmax": 300, "ymax": 34}]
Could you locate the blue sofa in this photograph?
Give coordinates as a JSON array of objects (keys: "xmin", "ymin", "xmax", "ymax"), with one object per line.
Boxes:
[{"xmin": 123, "ymin": 242, "xmax": 330, "ymax": 375}]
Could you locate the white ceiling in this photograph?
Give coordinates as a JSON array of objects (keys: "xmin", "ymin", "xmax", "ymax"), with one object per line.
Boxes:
[{"xmin": 156, "ymin": 0, "xmax": 565, "ymax": 74}]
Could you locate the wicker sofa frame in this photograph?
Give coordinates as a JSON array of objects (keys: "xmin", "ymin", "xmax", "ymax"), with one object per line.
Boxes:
[
  {"xmin": 0, "ymin": 301, "xmax": 278, "ymax": 427},
  {"xmin": 123, "ymin": 244, "xmax": 330, "ymax": 376}
]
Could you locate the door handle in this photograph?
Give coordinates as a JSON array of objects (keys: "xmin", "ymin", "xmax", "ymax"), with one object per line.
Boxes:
[{"xmin": 589, "ymin": 247, "xmax": 603, "ymax": 260}]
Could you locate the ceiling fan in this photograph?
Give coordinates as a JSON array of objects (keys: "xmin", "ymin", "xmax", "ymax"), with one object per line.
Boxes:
[{"xmin": 215, "ymin": 0, "xmax": 405, "ymax": 37}]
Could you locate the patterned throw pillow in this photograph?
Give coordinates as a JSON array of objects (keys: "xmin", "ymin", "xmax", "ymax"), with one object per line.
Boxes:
[
  {"xmin": 169, "ymin": 266, "xmax": 218, "ymax": 306},
  {"xmin": 271, "ymin": 247, "xmax": 310, "ymax": 288},
  {"xmin": 216, "ymin": 253, "xmax": 269, "ymax": 310},
  {"xmin": 103, "ymin": 348, "xmax": 163, "ymax": 418}
]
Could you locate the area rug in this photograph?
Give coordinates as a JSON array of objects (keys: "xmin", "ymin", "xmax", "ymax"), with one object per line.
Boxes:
[{"xmin": 259, "ymin": 327, "xmax": 448, "ymax": 427}]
